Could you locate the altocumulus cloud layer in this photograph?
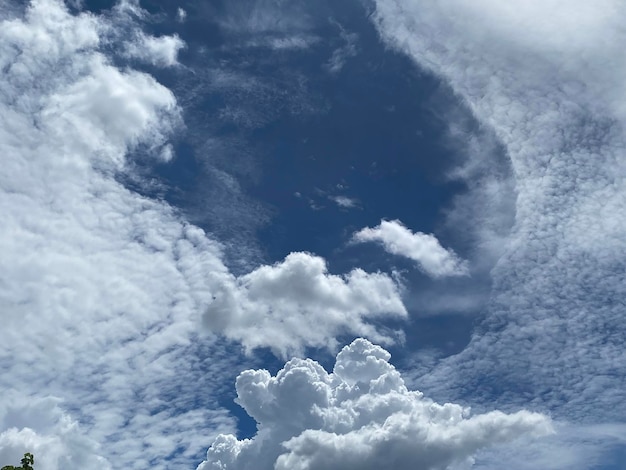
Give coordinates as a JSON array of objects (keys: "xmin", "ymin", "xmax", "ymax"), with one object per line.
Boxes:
[
  {"xmin": 370, "ymin": 0, "xmax": 626, "ymax": 458},
  {"xmin": 0, "ymin": 1, "xmax": 406, "ymax": 468},
  {"xmin": 198, "ymin": 339, "xmax": 552, "ymax": 470}
]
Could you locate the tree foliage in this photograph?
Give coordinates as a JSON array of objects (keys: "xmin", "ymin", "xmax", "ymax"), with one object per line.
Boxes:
[{"xmin": 1, "ymin": 453, "xmax": 34, "ymax": 470}]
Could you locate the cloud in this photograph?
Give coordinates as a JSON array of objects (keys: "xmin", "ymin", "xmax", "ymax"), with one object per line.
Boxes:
[
  {"xmin": 473, "ymin": 422, "xmax": 626, "ymax": 470},
  {"xmin": 329, "ymin": 195, "xmax": 359, "ymax": 209},
  {"xmin": 197, "ymin": 338, "xmax": 552, "ymax": 470},
  {"xmin": 216, "ymin": 0, "xmax": 312, "ymax": 35},
  {"xmin": 325, "ymin": 22, "xmax": 357, "ymax": 74},
  {"xmin": 266, "ymin": 35, "xmax": 318, "ymax": 50},
  {"xmin": 353, "ymin": 220, "xmax": 469, "ymax": 278},
  {"xmin": 370, "ymin": 0, "xmax": 626, "ymax": 428},
  {"xmin": 0, "ymin": 393, "xmax": 110, "ymax": 470},
  {"xmin": 204, "ymin": 252, "xmax": 407, "ymax": 357},
  {"xmin": 0, "ymin": 4, "xmax": 413, "ymax": 468},
  {"xmin": 0, "ymin": 1, "xmax": 242, "ymax": 467},
  {"xmin": 123, "ymin": 32, "xmax": 185, "ymax": 67}
]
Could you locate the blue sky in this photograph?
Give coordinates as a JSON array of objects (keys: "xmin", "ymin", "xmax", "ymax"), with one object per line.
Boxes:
[{"xmin": 1, "ymin": 1, "xmax": 625, "ymax": 469}]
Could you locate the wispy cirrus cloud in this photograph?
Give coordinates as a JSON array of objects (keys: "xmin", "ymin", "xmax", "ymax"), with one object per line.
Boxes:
[
  {"xmin": 123, "ymin": 31, "xmax": 185, "ymax": 67},
  {"xmin": 473, "ymin": 422, "xmax": 626, "ymax": 470},
  {"xmin": 325, "ymin": 22, "xmax": 358, "ymax": 74},
  {"xmin": 329, "ymin": 194, "xmax": 360, "ymax": 209}
]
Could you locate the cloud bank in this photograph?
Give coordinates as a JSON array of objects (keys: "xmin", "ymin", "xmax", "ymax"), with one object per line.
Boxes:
[
  {"xmin": 370, "ymin": 0, "xmax": 626, "ymax": 426},
  {"xmin": 353, "ymin": 220, "xmax": 469, "ymax": 278},
  {"xmin": 0, "ymin": 1, "xmax": 236, "ymax": 467},
  {"xmin": 198, "ymin": 338, "xmax": 552, "ymax": 470}
]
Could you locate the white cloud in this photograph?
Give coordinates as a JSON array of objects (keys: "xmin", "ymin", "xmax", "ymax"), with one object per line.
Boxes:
[
  {"xmin": 217, "ymin": 0, "xmax": 311, "ymax": 35},
  {"xmin": 204, "ymin": 252, "xmax": 407, "ymax": 357},
  {"xmin": 176, "ymin": 7, "xmax": 186, "ymax": 23},
  {"xmin": 0, "ymin": 4, "xmax": 412, "ymax": 468},
  {"xmin": 371, "ymin": 0, "xmax": 626, "ymax": 429},
  {"xmin": 267, "ymin": 35, "xmax": 318, "ymax": 50},
  {"xmin": 353, "ymin": 220, "xmax": 469, "ymax": 278},
  {"xmin": 441, "ymin": 107, "xmax": 517, "ymax": 273},
  {"xmin": 326, "ymin": 23, "xmax": 357, "ymax": 74},
  {"xmin": 0, "ymin": 1, "xmax": 239, "ymax": 467},
  {"xmin": 0, "ymin": 393, "xmax": 110, "ymax": 470},
  {"xmin": 241, "ymin": 34, "xmax": 319, "ymax": 51},
  {"xmin": 123, "ymin": 32, "xmax": 185, "ymax": 67},
  {"xmin": 329, "ymin": 195, "xmax": 359, "ymax": 209},
  {"xmin": 474, "ymin": 422, "xmax": 626, "ymax": 470},
  {"xmin": 197, "ymin": 338, "xmax": 552, "ymax": 470}
]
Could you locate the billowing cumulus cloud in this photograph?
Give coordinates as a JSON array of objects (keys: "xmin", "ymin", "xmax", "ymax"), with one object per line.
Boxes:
[
  {"xmin": 197, "ymin": 338, "xmax": 552, "ymax": 470},
  {"xmin": 205, "ymin": 252, "xmax": 407, "ymax": 357},
  {"xmin": 353, "ymin": 220, "xmax": 469, "ymax": 278}
]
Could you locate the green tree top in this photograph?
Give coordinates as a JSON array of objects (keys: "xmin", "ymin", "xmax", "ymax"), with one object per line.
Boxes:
[{"xmin": 1, "ymin": 452, "xmax": 34, "ymax": 470}]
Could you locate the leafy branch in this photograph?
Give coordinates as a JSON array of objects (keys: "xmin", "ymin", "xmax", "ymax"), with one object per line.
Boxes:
[{"xmin": 1, "ymin": 453, "xmax": 34, "ymax": 470}]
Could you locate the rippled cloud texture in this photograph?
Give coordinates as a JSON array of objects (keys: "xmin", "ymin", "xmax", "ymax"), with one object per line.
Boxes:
[
  {"xmin": 0, "ymin": 1, "xmax": 406, "ymax": 468},
  {"xmin": 3, "ymin": 0, "xmax": 624, "ymax": 469},
  {"xmin": 371, "ymin": 0, "xmax": 626, "ymax": 465}
]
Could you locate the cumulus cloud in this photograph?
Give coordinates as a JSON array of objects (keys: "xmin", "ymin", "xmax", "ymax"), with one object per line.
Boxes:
[
  {"xmin": 371, "ymin": 0, "xmax": 626, "ymax": 429},
  {"xmin": 204, "ymin": 252, "xmax": 407, "ymax": 357},
  {"xmin": 353, "ymin": 220, "xmax": 469, "ymax": 278},
  {"xmin": 0, "ymin": 393, "xmax": 110, "ymax": 470},
  {"xmin": 197, "ymin": 338, "xmax": 552, "ymax": 470}
]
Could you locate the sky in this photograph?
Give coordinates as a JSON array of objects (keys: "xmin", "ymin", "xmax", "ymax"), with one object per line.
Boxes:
[{"xmin": 1, "ymin": 0, "xmax": 625, "ymax": 469}]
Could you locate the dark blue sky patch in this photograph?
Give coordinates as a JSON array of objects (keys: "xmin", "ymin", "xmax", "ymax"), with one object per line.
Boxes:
[
  {"xmin": 79, "ymin": 0, "xmax": 516, "ymax": 454},
  {"xmin": 101, "ymin": 0, "xmax": 499, "ymax": 373}
]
